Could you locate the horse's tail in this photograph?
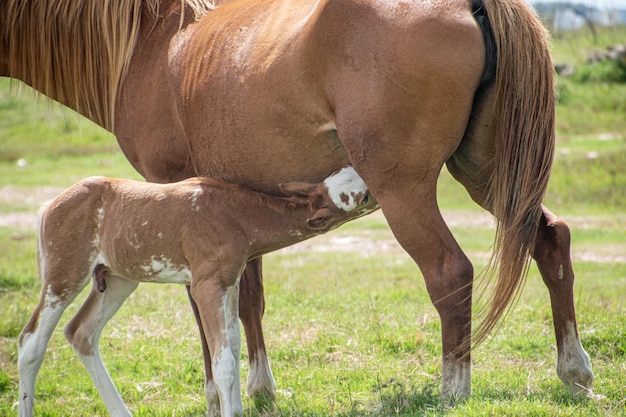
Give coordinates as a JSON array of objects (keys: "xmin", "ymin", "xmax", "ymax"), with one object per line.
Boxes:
[{"xmin": 473, "ymin": 0, "xmax": 555, "ymax": 345}]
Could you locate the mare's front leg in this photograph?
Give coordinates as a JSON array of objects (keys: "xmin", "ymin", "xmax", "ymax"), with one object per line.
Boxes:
[
  {"xmin": 533, "ymin": 206, "xmax": 594, "ymax": 396},
  {"xmin": 190, "ymin": 273, "xmax": 243, "ymax": 417}
]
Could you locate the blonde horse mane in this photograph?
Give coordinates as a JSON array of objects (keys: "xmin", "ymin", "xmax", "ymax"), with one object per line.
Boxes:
[{"xmin": 3, "ymin": 0, "xmax": 214, "ymax": 131}]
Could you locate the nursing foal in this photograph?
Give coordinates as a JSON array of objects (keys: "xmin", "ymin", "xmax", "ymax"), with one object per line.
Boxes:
[{"xmin": 18, "ymin": 166, "xmax": 374, "ymax": 417}]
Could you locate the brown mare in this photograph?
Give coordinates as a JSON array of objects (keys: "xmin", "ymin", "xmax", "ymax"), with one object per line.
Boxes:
[
  {"xmin": 1, "ymin": 0, "xmax": 595, "ymax": 412},
  {"xmin": 18, "ymin": 167, "xmax": 375, "ymax": 417}
]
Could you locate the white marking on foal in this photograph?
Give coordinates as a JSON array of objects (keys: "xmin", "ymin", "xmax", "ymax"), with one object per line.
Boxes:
[
  {"xmin": 140, "ymin": 255, "xmax": 191, "ymax": 284},
  {"xmin": 289, "ymin": 229, "xmax": 304, "ymax": 238},
  {"xmin": 211, "ymin": 279, "xmax": 243, "ymax": 416},
  {"xmin": 18, "ymin": 287, "xmax": 66, "ymax": 416},
  {"xmin": 212, "ymin": 347, "xmax": 236, "ymax": 404},
  {"xmin": 324, "ymin": 166, "xmax": 368, "ymax": 212},
  {"xmin": 44, "ymin": 285, "xmax": 64, "ymax": 309},
  {"xmin": 76, "ymin": 351, "xmax": 132, "ymax": 417},
  {"xmin": 129, "ymin": 233, "xmax": 142, "ymax": 250},
  {"xmin": 558, "ymin": 264, "xmax": 564, "ymax": 280},
  {"xmin": 97, "ymin": 207, "xmax": 105, "ymax": 227}
]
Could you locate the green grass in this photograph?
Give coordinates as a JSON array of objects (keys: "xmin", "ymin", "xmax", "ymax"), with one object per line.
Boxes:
[
  {"xmin": 555, "ymin": 81, "xmax": 626, "ymax": 138},
  {"xmin": 549, "ymin": 26, "xmax": 626, "ymax": 67},
  {"xmin": 551, "ymin": 26, "xmax": 626, "ymax": 138},
  {"xmin": 1, "ymin": 24, "xmax": 626, "ymax": 417},
  {"xmin": 0, "ymin": 78, "xmax": 119, "ymax": 162},
  {"xmin": 1, "ymin": 233, "xmax": 624, "ymax": 416}
]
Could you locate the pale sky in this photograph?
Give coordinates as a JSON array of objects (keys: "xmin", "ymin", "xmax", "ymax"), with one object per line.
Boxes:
[{"xmin": 529, "ymin": 0, "xmax": 626, "ymax": 9}]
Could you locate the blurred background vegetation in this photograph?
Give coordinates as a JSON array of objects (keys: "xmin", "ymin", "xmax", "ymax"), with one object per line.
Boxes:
[{"xmin": 0, "ymin": 8, "xmax": 624, "ymax": 417}]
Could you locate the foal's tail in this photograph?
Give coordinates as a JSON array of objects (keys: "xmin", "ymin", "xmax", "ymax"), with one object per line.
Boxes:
[{"xmin": 473, "ymin": 0, "xmax": 555, "ymax": 345}]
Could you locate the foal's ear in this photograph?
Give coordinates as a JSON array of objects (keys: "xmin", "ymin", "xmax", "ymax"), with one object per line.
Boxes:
[
  {"xmin": 278, "ymin": 181, "xmax": 317, "ymax": 203},
  {"xmin": 306, "ymin": 208, "xmax": 334, "ymax": 230}
]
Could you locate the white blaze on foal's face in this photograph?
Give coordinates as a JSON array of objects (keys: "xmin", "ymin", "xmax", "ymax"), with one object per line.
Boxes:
[{"xmin": 324, "ymin": 166, "xmax": 368, "ymax": 212}]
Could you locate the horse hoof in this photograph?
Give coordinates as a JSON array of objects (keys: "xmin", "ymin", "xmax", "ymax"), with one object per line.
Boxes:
[
  {"xmin": 252, "ymin": 391, "xmax": 276, "ymax": 412},
  {"xmin": 557, "ymin": 354, "xmax": 594, "ymax": 397},
  {"xmin": 583, "ymin": 391, "xmax": 606, "ymax": 401},
  {"xmin": 246, "ymin": 361, "xmax": 276, "ymax": 404},
  {"xmin": 441, "ymin": 360, "xmax": 471, "ymax": 403},
  {"xmin": 204, "ymin": 381, "xmax": 220, "ymax": 417}
]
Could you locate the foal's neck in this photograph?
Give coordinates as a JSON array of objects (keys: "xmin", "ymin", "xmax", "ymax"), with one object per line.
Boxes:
[{"xmin": 220, "ymin": 191, "xmax": 320, "ymax": 259}]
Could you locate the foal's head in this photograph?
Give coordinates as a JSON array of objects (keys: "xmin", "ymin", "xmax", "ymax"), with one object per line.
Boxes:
[{"xmin": 279, "ymin": 166, "xmax": 378, "ymax": 231}]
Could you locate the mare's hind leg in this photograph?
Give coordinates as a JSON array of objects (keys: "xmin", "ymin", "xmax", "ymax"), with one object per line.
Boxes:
[
  {"xmin": 330, "ymin": 32, "xmax": 481, "ymax": 397},
  {"xmin": 447, "ymin": 87, "xmax": 594, "ymax": 396},
  {"xmin": 64, "ymin": 275, "xmax": 139, "ymax": 417},
  {"xmin": 334, "ymin": 104, "xmax": 477, "ymax": 399},
  {"xmin": 368, "ymin": 178, "xmax": 474, "ymax": 399},
  {"xmin": 18, "ymin": 277, "xmax": 90, "ymax": 417},
  {"xmin": 533, "ymin": 207, "xmax": 594, "ymax": 396},
  {"xmin": 449, "ymin": 158, "xmax": 595, "ymax": 396}
]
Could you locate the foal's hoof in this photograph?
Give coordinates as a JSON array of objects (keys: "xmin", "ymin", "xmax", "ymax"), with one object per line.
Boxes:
[
  {"xmin": 246, "ymin": 364, "xmax": 276, "ymax": 410},
  {"xmin": 252, "ymin": 391, "xmax": 276, "ymax": 412}
]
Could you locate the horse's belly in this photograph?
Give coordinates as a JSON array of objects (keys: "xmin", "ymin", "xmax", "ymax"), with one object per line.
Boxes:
[
  {"xmin": 196, "ymin": 126, "xmax": 348, "ymax": 191},
  {"xmin": 184, "ymin": 82, "xmax": 349, "ymax": 191}
]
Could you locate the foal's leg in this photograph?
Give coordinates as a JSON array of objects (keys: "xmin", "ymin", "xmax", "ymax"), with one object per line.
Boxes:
[
  {"xmin": 532, "ymin": 207, "xmax": 594, "ymax": 396},
  {"xmin": 185, "ymin": 285, "xmax": 220, "ymax": 412},
  {"xmin": 64, "ymin": 275, "xmax": 139, "ymax": 417},
  {"xmin": 190, "ymin": 275, "xmax": 244, "ymax": 417},
  {"xmin": 238, "ymin": 258, "xmax": 276, "ymax": 401},
  {"xmin": 18, "ymin": 277, "xmax": 90, "ymax": 417},
  {"xmin": 188, "ymin": 258, "xmax": 274, "ymax": 410}
]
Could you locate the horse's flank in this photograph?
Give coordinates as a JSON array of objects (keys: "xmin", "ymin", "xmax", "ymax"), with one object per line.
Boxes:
[{"xmin": 0, "ymin": 0, "xmax": 213, "ymax": 130}]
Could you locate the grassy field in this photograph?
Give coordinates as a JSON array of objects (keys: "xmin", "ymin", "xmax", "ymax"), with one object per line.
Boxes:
[{"xmin": 1, "ymin": 24, "xmax": 625, "ymax": 417}]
